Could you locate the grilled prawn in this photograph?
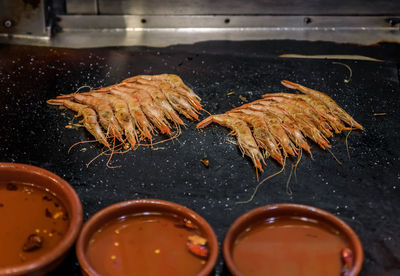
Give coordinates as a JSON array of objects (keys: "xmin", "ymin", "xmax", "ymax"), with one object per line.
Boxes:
[
  {"xmin": 47, "ymin": 74, "xmax": 203, "ymax": 151},
  {"xmin": 197, "ymin": 80, "xmax": 363, "ymax": 172}
]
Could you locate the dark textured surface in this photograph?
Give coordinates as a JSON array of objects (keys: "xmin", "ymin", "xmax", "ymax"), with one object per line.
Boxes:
[{"xmin": 0, "ymin": 40, "xmax": 399, "ymax": 275}]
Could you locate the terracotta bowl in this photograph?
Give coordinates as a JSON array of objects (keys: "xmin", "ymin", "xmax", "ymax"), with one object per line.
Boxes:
[
  {"xmin": 76, "ymin": 199, "xmax": 219, "ymax": 276},
  {"xmin": 223, "ymin": 203, "xmax": 363, "ymax": 276},
  {"xmin": 0, "ymin": 162, "xmax": 83, "ymax": 276}
]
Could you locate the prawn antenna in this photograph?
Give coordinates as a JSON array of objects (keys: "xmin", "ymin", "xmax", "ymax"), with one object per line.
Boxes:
[
  {"xmin": 286, "ymin": 164, "xmax": 295, "ymax": 196},
  {"xmin": 327, "ymin": 148, "xmax": 342, "ymax": 165},
  {"xmin": 332, "ymin": 61, "xmax": 352, "ymax": 83},
  {"xmin": 139, "ymin": 127, "xmax": 181, "ymax": 147},
  {"xmin": 345, "ymin": 120, "xmax": 354, "ymax": 160},
  {"xmin": 86, "ymin": 150, "xmax": 106, "ymax": 168},
  {"xmin": 293, "ymin": 149, "xmax": 302, "ymax": 182},
  {"xmin": 75, "ymin": 85, "xmax": 94, "ymax": 93},
  {"xmin": 68, "ymin": 139, "xmax": 98, "ymax": 153},
  {"xmin": 106, "ymin": 137, "xmax": 122, "ymax": 169},
  {"xmin": 235, "ymin": 160, "xmax": 286, "ymax": 205},
  {"xmin": 202, "ymin": 108, "xmax": 213, "ymax": 116}
]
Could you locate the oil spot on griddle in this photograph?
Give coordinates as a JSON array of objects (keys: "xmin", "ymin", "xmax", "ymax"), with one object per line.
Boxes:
[{"xmin": 23, "ymin": 0, "xmax": 40, "ymax": 9}]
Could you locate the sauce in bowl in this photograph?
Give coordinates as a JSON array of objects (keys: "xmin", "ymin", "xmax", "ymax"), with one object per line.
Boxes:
[
  {"xmin": 0, "ymin": 181, "xmax": 69, "ymax": 267},
  {"xmin": 232, "ymin": 216, "xmax": 351, "ymax": 276},
  {"xmin": 86, "ymin": 212, "xmax": 208, "ymax": 276}
]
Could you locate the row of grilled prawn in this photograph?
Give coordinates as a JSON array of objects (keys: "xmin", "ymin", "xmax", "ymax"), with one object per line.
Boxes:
[
  {"xmin": 47, "ymin": 74, "xmax": 204, "ymax": 149},
  {"xmin": 196, "ymin": 80, "xmax": 364, "ymax": 173}
]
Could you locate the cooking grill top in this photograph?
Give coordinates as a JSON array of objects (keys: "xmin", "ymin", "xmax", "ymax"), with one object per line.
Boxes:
[{"xmin": 0, "ymin": 40, "xmax": 399, "ymax": 275}]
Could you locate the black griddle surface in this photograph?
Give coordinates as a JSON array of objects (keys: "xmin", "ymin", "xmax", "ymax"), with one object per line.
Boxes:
[{"xmin": 0, "ymin": 40, "xmax": 399, "ymax": 275}]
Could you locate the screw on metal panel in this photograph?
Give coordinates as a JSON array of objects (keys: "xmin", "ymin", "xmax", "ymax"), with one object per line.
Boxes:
[
  {"xmin": 141, "ymin": 18, "xmax": 147, "ymax": 24},
  {"xmin": 3, "ymin": 20, "xmax": 12, "ymax": 28},
  {"xmin": 387, "ymin": 17, "xmax": 400, "ymax": 26},
  {"xmin": 224, "ymin": 18, "xmax": 230, "ymax": 24},
  {"xmin": 303, "ymin": 17, "xmax": 312, "ymax": 24}
]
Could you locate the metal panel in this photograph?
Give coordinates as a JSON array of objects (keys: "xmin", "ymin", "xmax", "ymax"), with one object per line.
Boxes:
[
  {"xmin": 41, "ymin": 28, "xmax": 400, "ymax": 48},
  {"xmin": 0, "ymin": 0, "xmax": 48, "ymax": 38},
  {"xmin": 57, "ymin": 15, "xmax": 398, "ymax": 29},
  {"xmin": 3, "ymin": 14, "xmax": 399, "ymax": 47},
  {"xmin": 50, "ymin": 15, "xmax": 400, "ymax": 48},
  {"xmin": 66, "ymin": 0, "xmax": 99, "ymax": 15},
  {"xmin": 98, "ymin": 0, "xmax": 400, "ymax": 15}
]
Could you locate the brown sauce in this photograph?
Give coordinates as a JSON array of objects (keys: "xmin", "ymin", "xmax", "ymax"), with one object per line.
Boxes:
[
  {"xmin": 86, "ymin": 212, "xmax": 207, "ymax": 276},
  {"xmin": 0, "ymin": 181, "xmax": 69, "ymax": 267},
  {"xmin": 233, "ymin": 216, "xmax": 351, "ymax": 276}
]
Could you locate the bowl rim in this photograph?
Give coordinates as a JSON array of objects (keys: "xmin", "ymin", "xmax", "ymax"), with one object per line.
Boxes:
[
  {"xmin": 223, "ymin": 203, "xmax": 364, "ymax": 276},
  {"xmin": 76, "ymin": 198, "xmax": 219, "ymax": 276},
  {"xmin": 0, "ymin": 162, "xmax": 83, "ymax": 275}
]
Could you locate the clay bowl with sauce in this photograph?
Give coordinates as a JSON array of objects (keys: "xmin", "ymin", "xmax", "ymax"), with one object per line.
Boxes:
[
  {"xmin": 0, "ymin": 162, "xmax": 83, "ymax": 276},
  {"xmin": 76, "ymin": 199, "xmax": 219, "ymax": 276},
  {"xmin": 223, "ymin": 203, "xmax": 363, "ymax": 276}
]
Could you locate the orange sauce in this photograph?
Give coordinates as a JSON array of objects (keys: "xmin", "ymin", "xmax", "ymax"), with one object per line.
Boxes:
[
  {"xmin": 86, "ymin": 213, "xmax": 207, "ymax": 276},
  {"xmin": 233, "ymin": 216, "xmax": 350, "ymax": 276},
  {"xmin": 0, "ymin": 181, "xmax": 69, "ymax": 267}
]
